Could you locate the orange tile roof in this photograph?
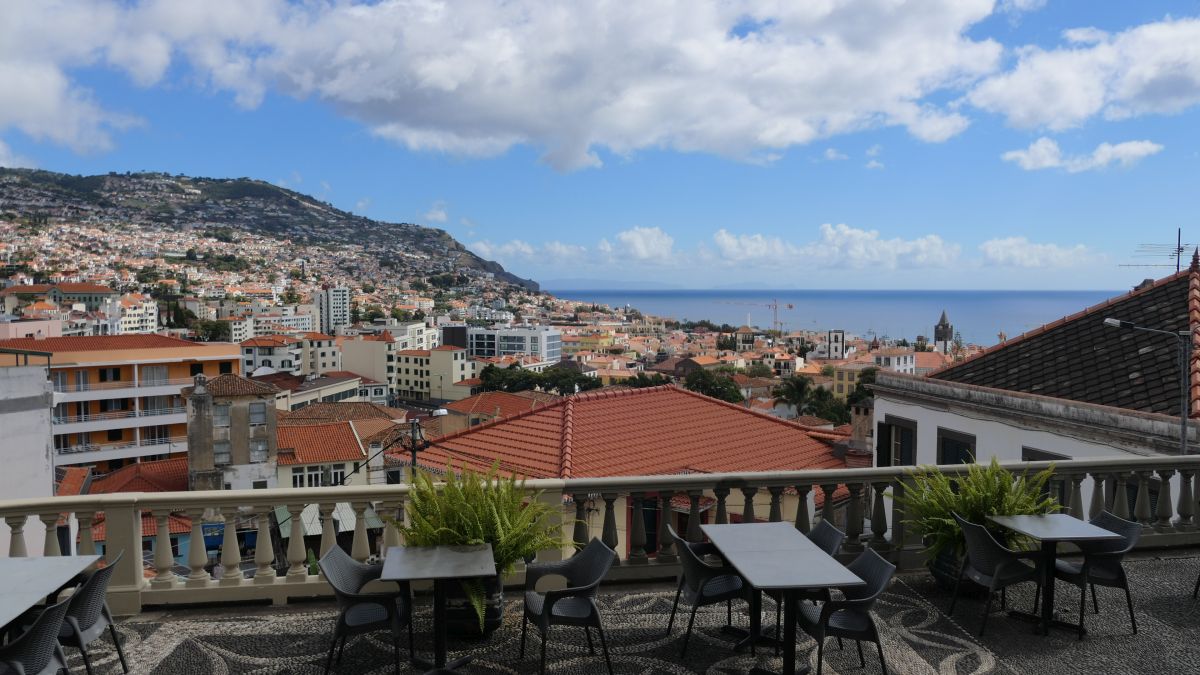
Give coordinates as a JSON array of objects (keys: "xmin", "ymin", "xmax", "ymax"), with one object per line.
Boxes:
[
  {"xmin": 279, "ymin": 402, "xmax": 406, "ymax": 424},
  {"xmin": 55, "ymin": 466, "xmax": 91, "ymax": 496},
  {"xmin": 241, "ymin": 335, "xmax": 301, "ymax": 347},
  {"xmin": 433, "ymin": 345, "xmax": 465, "ymax": 351},
  {"xmin": 187, "ymin": 373, "xmax": 280, "ymax": 397},
  {"xmin": 444, "ymin": 391, "xmax": 546, "ymax": 419},
  {"xmin": 277, "ymin": 421, "xmax": 366, "ymax": 465},
  {"xmin": 0, "ymin": 334, "xmax": 205, "ymax": 353},
  {"xmin": 453, "ymin": 377, "xmax": 482, "ymax": 386},
  {"xmin": 412, "ymin": 385, "xmax": 843, "ymax": 479},
  {"xmin": 88, "ymin": 457, "xmax": 189, "ymax": 494},
  {"xmin": 92, "ymin": 511, "xmax": 191, "ymax": 543},
  {"xmin": 397, "ymin": 349, "xmax": 431, "ymax": 357}
]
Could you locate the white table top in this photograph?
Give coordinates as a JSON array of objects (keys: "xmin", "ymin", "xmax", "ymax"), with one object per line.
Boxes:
[
  {"xmin": 0, "ymin": 556, "xmax": 101, "ymax": 629},
  {"xmin": 380, "ymin": 544, "xmax": 496, "ymax": 582},
  {"xmin": 988, "ymin": 514, "xmax": 1125, "ymax": 543},
  {"xmin": 701, "ymin": 523, "xmax": 863, "ymax": 591}
]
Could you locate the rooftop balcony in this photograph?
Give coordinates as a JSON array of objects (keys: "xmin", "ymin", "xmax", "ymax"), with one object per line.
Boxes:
[{"xmin": 3, "ymin": 455, "xmax": 1200, "ymax": 673}]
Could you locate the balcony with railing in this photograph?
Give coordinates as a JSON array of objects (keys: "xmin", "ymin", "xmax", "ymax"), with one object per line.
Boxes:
[
  {"xmin": 52, "ymin": 377, "xmax": 197, "ymax": 403},
  {"xmin": 55, "ymin": 435, "xmax": 188, "ymax": 464},
  {"xmin": 3, "ymin": 455, "xmax": 1199, "ymax": 673},
  {"xmin": 52, "ymin": 406, "xmax": 188, "ymax": 433}
]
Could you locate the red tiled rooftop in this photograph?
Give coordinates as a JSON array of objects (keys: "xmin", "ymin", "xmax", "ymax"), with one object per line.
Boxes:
[
  {"xmin": 55, "ymin": 466, "xmax": 91, "ymax": 497},
  {"xmin": 412, "ymin": 385, "xmax": 843, "ymax": 479},
  {"xmin": 279, "ymin": 402, "xmax": 406, "ymax": 424},
  {"xmin": 0, "ymin": 334, "xmax": 206, "ymax": 353},
  {"xmin": 277, "ymin": 422, "xmax": 366, "ymax": 465},
  {"xmin": 187, "ymin": 373, "xmax": 280, "ymax": 397},
  {"xmin": 443, "ymin": 391, "xmax": 546, "ymax": 419},
  {"xmin": 88, "ymin": 457, "xmax": 189, "ymax": 494}
]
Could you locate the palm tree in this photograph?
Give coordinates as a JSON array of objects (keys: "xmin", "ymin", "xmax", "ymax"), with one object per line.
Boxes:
[{"xmin": 772, "ymin": 375, "xmax": 817, "ymax": 415}]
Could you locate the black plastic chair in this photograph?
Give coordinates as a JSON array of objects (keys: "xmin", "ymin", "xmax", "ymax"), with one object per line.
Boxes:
[
  {"xmin": 58, "ymin": 550, "xmax": 129, "ymax": 675},
  {"xmin": 798, "ymin": 548, "xmax": 896, "ymax": 675},
  {"xmin": 663, "ymin": 524, "xmax": 750, "ymax": 657},
  {"xmin": 949, "ymin": 513, "xmax": 1042, "ymax": 636},
  {"xmin": 1054, "ymin": 511, "xmax": 1140, "ymax": 638},
  {"xmin": 520, "ymin": 538, "xmax": 616, "ymax": 675},
  {"xmin": 769, "ymin": 520, "xmax": 847, "ymax": 655},
  {"xmin": 318, "ymin": 545, "xmax": 413, "ymax": 675},
  {"xmin": 0, "ymin": 596, "xmax": 72, "ymax": 675}
]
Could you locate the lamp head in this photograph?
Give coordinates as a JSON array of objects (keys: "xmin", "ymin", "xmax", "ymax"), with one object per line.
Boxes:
[{"xmin": 1103, "ymin": 318, "xmax": 1133, "ymax": 330}]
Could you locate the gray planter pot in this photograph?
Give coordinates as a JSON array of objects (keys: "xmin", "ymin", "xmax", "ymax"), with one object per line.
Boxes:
[{"xmin": 444, "ymin": 575, "xmax": 505, "ymax": 638}]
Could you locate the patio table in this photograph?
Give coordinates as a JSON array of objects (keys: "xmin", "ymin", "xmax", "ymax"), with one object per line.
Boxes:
[
  {"xmin": 0, "ymin": 555, "xmax": 101, "ymax": 630},
  {"xmin": 381, "ymin": 544, "xmax": 496, "ymax": 671},
  {"xmin": 702, "ymin": 522, "xmax": 863, "ymax": 675},
  {"xmin": 988, "ymin": 514, "xmax": 1122, "ymax": 636}
]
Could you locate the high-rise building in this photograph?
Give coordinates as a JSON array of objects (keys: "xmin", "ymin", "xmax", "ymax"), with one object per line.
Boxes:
[
  {"xmin": 316, "ymin": 285, "xmax": 351, "ymax": 335},
  {"xmin": 466, "ymin": 325, "xmax": 562, "ymax": 362}
]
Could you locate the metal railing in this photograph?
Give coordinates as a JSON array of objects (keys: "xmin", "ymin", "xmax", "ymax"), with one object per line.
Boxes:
[
  {"xmin": 57, "ymin": 436, "xmax": 188, "ymax": 455},
  {"xmin": 2, "ymin": 455, "xmax": 1199, "ymax": 616},
  {"xmin": 52, "ymin": 377, "xmax": 195, "ymax": 394},
  {"xmin": 52, "ymin": 407, "xmax": 185, "ymax": 425}
]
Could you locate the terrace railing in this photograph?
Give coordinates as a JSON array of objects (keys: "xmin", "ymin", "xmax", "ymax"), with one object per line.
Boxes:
[{"xmin": 2, "ymin": 455, "xmax": 1199, "ymax": 615}]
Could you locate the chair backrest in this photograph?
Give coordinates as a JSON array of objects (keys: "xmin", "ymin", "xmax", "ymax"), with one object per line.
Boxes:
[
  {"xmin": 67, "ymin": 550, "xmax": 123, "ymax": 631},
  {"xmin": 666, "ymin": 524, "xmax": 712, "ymax": 593},
  {"xmin": 954, "ymin": 513, "xmax": 1013, "ymax": 576},
  {"xmin": 567, "ymin": 538, "xmax": 616, "ymax": 594},
  {"xmin": 841, "ymin": 548, "xmax": 896, "ymax": 608},
  {"xmin": 808, "ymin": 520, "xmax": 847, "ymax": 557},
  {"xmin": 319, "ymin": 546, "xmax": 375, "ymax": 603},
  {"xmin": 1082, "ymin": 511, "xmax": 1140, "ymax": 577},
  {"xmin": 0, "ymin": 595, "xmax": 72, "ymax": 673}
]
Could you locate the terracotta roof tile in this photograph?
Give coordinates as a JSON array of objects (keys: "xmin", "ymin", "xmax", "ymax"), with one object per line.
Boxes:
[
  {"xmin": 88, "ymin": 457, "xmax": 189, "ymax": 494},
  {"xmin": 277, "ymin": 422, "xmax": 366, "ymax": 465},
  {"xmin": 444, "ymin": 391, "xmax": 545, "ymax": 419},
  {"xmin": 92, "ymin": 512, "xmax": 190, "ymax": 543},
  {"xmin": 55, "ymin": 466, "xmax": 91, "ymax": 497},
  {"xmin": 279, "ymin": 402, "xmax": 406, "ymax": 424},
  {"xmin": 187, "ymin": 373, "xmax": 280, "ymax": 397},
  {"xmin": 0, "ymin": 334, "xmax": 204, "ymax": 353}
]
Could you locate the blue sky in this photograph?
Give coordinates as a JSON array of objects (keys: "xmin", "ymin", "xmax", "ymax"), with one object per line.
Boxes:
[{"xmin": 2, "ymin": 1, "xmax": 1199, "ymax": 289}]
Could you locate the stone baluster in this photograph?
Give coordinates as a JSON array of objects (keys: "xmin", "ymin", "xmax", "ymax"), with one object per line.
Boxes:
[
  {"xmin": 381, "ymin": 498, "xmax": 404, "ymax": 550},
  {"xmin": 741, "ymin": 486, "xmax": 758, "ymax": 523},
  {"xmin": 845, "ymin": 483, "xmax": 865, "ymax": 547},
  {"xmin": 713, "ymin": 487, "xmax": 730, "ymax": 525},
  {"xmin": 5, "ymin": 515, "xmax": 28, "ymax": 557},
  {"xmin": 318, "ymin": 503, "xmax": 337, "ymax": 558},
  {"xmin": 820, "ymin": 483, "xmax": 838, "ymax": 524},
  {"xmin": 601, "ymin": 493, "xmax": 621, "ymax": 560},
  {"xmin": 1133, "ymin": 471, "xmax": 1154, "ymax": 527},
  {"xmin": 628, "ymin": 492, "xmax": 648, "ymax": 564},
  {"xmin": 76, "ymin": 512, "xmax": 95, "ymax": 556},
  {"xmin": 1112, "ymin": 473, "xmax": 1131, "ymax": 520},
  {"xmin": 1089, "ymin": 473, "xmax": 1107, "ymax": 520},
  {"xmin": 1154, "ymin": 470, "xmax": 1175, "ymax": 530},
  {"xmin": 768, "ymin": 486, "xmax": 784, "ymax": 523},
  {"xmin": 870, "ymin": 482, "xmax": 889, "ymax": 544},
  {"xmin": 793, "ymin": 484, "xmax": 812, "ymax": 534},
  {"xmin": 572, "ymin": 493, "xmax": 589, "ymax": 552},
  {"xmin": 38, "ymin": 512, "xmax": 61, "ymax": 556},
  {"xmin": 351, "ymin": 502, "xmax": 370, "ymax": 562},
  {"xmin": 686, "ymin": 490, "xmax": 703, "ymax": 542},
  {"xmin": 220, "ymin": 508, "xmax": 242, "ymax": 584},
  {"xmin": 1069, "ymin": 475, "xmax": 1085, "ymax": 520},
  {"xmin": 151, "ymin": 511, "xmax": 175, "ymax": 588},
  {"xmin": 1177, "ymin": 470, "xmax": 1195, "ymax": 529},
  {"xmin": 254, "ymin": 508, "xmax": 275, "ymax": 584},
  {"xmin": 285, "ymin": 504, "xmax": 307, "ymax": 580},
  {"xmin": 186, "ymin": 509, "xmax": 210, "ymax": 586},
  {"xmin": 657, "ymin": 491, "xmax": 677, "ymax": 562}
]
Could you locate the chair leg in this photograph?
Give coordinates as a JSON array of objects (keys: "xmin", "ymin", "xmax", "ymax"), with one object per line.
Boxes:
[
  {"xmin": 815, "ymin": 635, "xmax": 825, "ymax": 675},
  {"xmin": 79, "ymin": 644, "xmax": 95, "ymax": 675},
  {"xmin": 336, "ymin": 635, "xmax": 347, "ymax": 664},
  {"xmin": 109, "ymin": 623, "xmax": 129, "ymax": 673},
  {"xmin": 407, "ymin": 619, "xmax": 414, "ymax": 658},
  {"xmin": 856, "ymin": 639, "xmax": 865, "ymax": 667},
  {"xmin": 1077, "ymin": 582, "xmax": 1087, "ymax": 641},
  {"xmin": 596, "ymin": 621, "xmax": 614, "ymax": 675},
  {"xmin": 324, "ymin": 631, "xmax": 339, "ymax": 675},
  {"xmin": 1001, "ymin": 587, "xmax": 1007, "ymax": 610},
  {"xmin": 539, "ymin": 626, "xmax": 549, "ymax": 675},
  {"xmin": 1124, "ymin": 584, "xmax": 1137, "ymax": 634},
  {"xmin": 948, "ymin": 559, "xmax": 967, "ymax": 616},
  {"xmin": 666, "ymin": 578, "xmax": 683, "ymax": 636},
  {"xmin": 876, "ymin": 636, "xmax": 888, "ymax": 675},
  {"xmin": 1193, "ymin": 571, "xmax": 1200, "ymax": 599},
  {"xmin": 836, "ymin": 636, "xmax": 843, "ymax": 650},
  {"xmin": 979, "ymin": 587, "xmax": 995, "ymax": 637},
  {"xmin": 774, "ymin": 599, "xmax": 781, "ymax": 657},
  {"xmin": 584, "ymin": 626, "xmax": 595, "ymax": 656},
  {"xmin": 520, "ymin": 613, "xmax": 528, "ymax": 658},
  {"xmin": 727, "ymin": 598, "xmax": 732, "ymax": 626},
  {"xmin": 393, "ymin": 621, "xmax": 401, "ymax": 675},
  {"xmin": 1091, "ymin": 583, "xmax": 1099, "ymax": 614},
  {"xmin": 681, "ymin": 605, "xmax": 699, "ymax": 658},
  {"xmin": 1032, "ymin": 582, "xmax": 1041, "ymax": 614}
]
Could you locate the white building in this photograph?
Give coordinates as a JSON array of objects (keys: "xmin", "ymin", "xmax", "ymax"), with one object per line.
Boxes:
[
  {"xmin": 467, "ymin": 325, "xmax": 562, "ymax": 362},
  {"xmin": 872, "ymin": 348, "xmax": 916, "ymax": 375},
  {"xmin": 113, "ymin": 294, "xmax": 159, "ymax": 334},
  {"xmin": 316, "ymin": 286, "xmax": 351, "ymax": 335},
  {"xmin": 0, "ymin": 359, "xmax": 54, "ymax": 555}
]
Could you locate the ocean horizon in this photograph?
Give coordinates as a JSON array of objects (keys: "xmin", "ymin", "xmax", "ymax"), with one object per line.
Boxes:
[{"xmin": 546, "ymin": 288, "xmax": 1123, "ymax": 347}]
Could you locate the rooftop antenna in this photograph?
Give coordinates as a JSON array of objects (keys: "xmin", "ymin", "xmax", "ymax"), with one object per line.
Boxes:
[{"xmin": 1121, "ymin": 228, "xmax": 1190, "ymax": 271}]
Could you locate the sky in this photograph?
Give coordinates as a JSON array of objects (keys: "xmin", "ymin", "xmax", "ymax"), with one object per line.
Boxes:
[{"xmin": 2, "ymin": 1, "xmax": 1200, "ymax": 290}]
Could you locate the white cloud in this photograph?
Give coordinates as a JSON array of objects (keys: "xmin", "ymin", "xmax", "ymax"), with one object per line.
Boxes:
[
  {"xmin": 470, "ymin": 239, "xmax": 584, "ymax": 263},
  {"xmin": 865, "ymin": 159, "xmax": 884, "ymax": 170},
  {"xmin": 1002, "ymin": 137, "xmax": 1163, "ymax": 172},
  {"xmin": 999, "ymin": 0, "xmax": 1048, "ymax": 14},
  {"xmin": 0, "ymin": 140, "xmax": 34, "ymax": 168},
  {"xmin": 712, "ymin": 224, "xmax": 959, "ymax": 270},
  {"xmin": 0, "ymin": 0, "xmax": 1006, "ymax": 169},
  {"xmin": 970, "ymin": 18, "xmax": 1200, "ymax": 130},
  {"xmin": 469, "ymin": 239, "xmax": 536, "ymax": 261},
  {"xmin": 615, "ymin": 227, "xmax": 674, "ymax": 262},
  {"xmin": 866, "ymin": 144, "xmax": 882, "ymax": 157},
  {"xmin": 424, "ymin": 201, "xmax": 448, "ymax": 223},
  {"xmin": 823, "ymin": 148, "xmax": 847, "ymax": 161},
  {"xmin": 353, "ymin": 197, "xmax": 371, "ymax": 213},
  {"xmin": 980, "ymin": 237, "xmax": 1092, "ymax": 268}
]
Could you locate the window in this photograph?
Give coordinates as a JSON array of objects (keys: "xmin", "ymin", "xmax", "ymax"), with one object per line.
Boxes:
[
  {"xmin": 306, "ymin": 466, "xmax": 322, "ymax": 487},
  {"xmin": 189, "ymin": 363, "xmax": 204, "ymax": 377},
  {"xmin": 386, "ymin": 470, "xmax": 404, "ymax": 484},
  {"xmin": 98, "ymin": 367, "xmax": 121, "ymax": 383},
  {"xmin": 250, "ymin": 439, "xmax": 268, "ymax": 463},
  {"xmin": 881, "ymin": 416, "xmax": 916, "ymax": 467},
  {"xmin": 252, "ymin": 480, "xmax": 268, "ymax": 490},
  {"xmin": 213, "ymin": 441, "xmax": 232, "ymax": 466},
  {"xmin": 219, "ymin": 361, "xmax": 233, "ymax": 375},
  {"xmin": 937, "ymin": 428, "xmax": 976, "ymax": 465},
  {"xmin": 249, "ymin": 402, "xmax": 267, "ymax": 427},
  {"xmin": 292, "ymin": 467, "xmax": 305, "ymax": 488},
  {"xmin": 107, "ymin": 429, "xmax": 123, "ymax": 442},
  {"xmin": 213, "ymin": 404, "xmax": 231, "ymax": 428},
  {"xmin": 141, "ymin": 365, "xmax": 168, "ymax": 385},
  {"xmin": 329, "ymin": 463, "xmax": 347, "ymax": 485}
]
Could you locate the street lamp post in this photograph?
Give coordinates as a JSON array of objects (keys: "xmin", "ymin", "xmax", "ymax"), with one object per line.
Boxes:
[
  {"xmin": 1103, "ymin": 317, "xmax": 1193, "ymax": 454},
  {"xmin": 407, "ymin": 409, "xmax": 449, "ymax": 479}
]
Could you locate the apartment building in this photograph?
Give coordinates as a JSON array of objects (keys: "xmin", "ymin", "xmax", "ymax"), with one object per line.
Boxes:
[
  {"xmin": 362, "ymin": 319, "xmax": 440, "ymax": 350},
  {"xmin": 0, "ymin": 282, "xmax": 117, "ymax": 313},
  {"xmin": 832, "ymin": 361, "xmax": 876, "ymax": 400},
  {"xmin": 467, "ymin": 325, "xmax": 562, "ymax": 362},
  {"xmin": 0, "ymin": 335, "xmax": 242, "ymax": 470},
  {"xmin": 872, "ymin": 348, "xmax": 916, "ymax": 375},
  {"xmin": 394, "ymin": 345, "xmax": 480, "ymax": 402},
  {"xmin": 252, "ymin": 311, "xmax": 315, "ymax": 335},
  {"xmin": 240, "ymin": 332, "xmax": 341, "ymax": 376},
  {"xmin": 184, "ymin": 373, "xmax": 280, "ymax": 490},
  {"xmin": 113, "ymin": 293, "xmax": 159, "ymax": 334},
  {"xmin": 315, "ymin": 285, "xmax": 351, "ymax": 335},
  {"xmin": 341, "ymin": 333, "xmax": 399, "ymax": 399}
]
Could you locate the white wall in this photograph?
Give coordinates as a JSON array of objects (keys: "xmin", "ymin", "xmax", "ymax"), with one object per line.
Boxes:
[{"xmin": 0, "ymin": 364, "xmax": 55, "ymax": 556}]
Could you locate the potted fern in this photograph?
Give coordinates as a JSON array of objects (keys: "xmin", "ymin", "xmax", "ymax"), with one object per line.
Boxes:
[
  {"xmin": 893, "ymin": 457, "xmax": 1059, "ymax": 589},
  {"xmin": 397, "ymin": 463, "xmax": 561, "ymax": 636}
]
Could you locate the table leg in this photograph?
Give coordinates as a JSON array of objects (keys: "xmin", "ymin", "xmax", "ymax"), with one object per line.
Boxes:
[
  {"xmin": 434, "ymin": 579, "xmax": 447, "ymax": 668},
  {"xmin": 1040, "ymin": 540, "xmax": 1055, "ymax": 635},
  {"xmin": 727, "ymin": 590, "xmax": 779, "ymax": 652},
  {"xmin": 751, "ymin": 589, "xmax": 809, "ymax": 675}
]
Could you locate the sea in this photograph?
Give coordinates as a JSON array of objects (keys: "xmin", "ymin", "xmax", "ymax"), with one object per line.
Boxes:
[{"xmin": 545, "ymin": 289, "xmax": 1122, "ymax": 347}]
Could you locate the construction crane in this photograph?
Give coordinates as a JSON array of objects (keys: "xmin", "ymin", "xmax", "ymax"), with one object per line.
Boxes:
[{"xmin": 716, "ymin": 299, "xmax": 795, "ymax": 333}]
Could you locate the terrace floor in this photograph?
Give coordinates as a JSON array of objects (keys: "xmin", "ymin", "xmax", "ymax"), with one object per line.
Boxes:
[{"xmin": 60, "ymin": 549, "xmax": 1200, "ymax": 674}]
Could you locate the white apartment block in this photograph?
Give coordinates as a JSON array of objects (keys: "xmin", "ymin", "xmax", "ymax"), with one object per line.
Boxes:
[
  {"xmin": 113, "ymin": 294, "xmax": 159, "ymax": 334},
  {"xmin": 241, "ymin": 333, "xmax": 341, "ymax": 377},
  {"xmin": 316, "ymin": 286, "xmax": 351, "ymax": 335},
  {"xmin": 341, "ymin": 333, "xmax": 399, "ymax": 398},
  {"xmin": 253, "ymin": 312, "xmax": 315, "ymax": 335},
  {"xmin": 467, "ymin": 325, "xmax": 562, "ymax": 362},
  {"xmin": 395, "ymin": 345, "xmax": 479, "ymax": 402},
  {"xmin": 872, "ymin": 348, "xmax": 916, "ymax": 375}
]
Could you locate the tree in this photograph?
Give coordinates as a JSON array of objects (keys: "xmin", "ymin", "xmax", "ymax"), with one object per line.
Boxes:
[
  {"xmin": 773, "ymin": 375, "xmax": 817, "ymax": 415},
  {"xmin": 847, "ymin": 367, "xmax": 879, "ymax": 407},
  {"xmin": 808, "ymin": 387, "xmax": 849, "ymax": 425},
  {"xmin": 626, "ymin": 372, "xmax": 671, "ymax": 388},
  {"xmin": 716, "ymin": 335, "xmax": 737, "ymax": 351},
  {"xmin": 744, "ymin": 364, "xmax": 774, "ymax": 378},
  {"xmin": 194, "ymin": 320, "xmax": 231, "ymax": 342},
  {"xmin": 391, "ymin": 307, "xmax": 412, "ymax": 321},
  {"xmin": 350, "ymin": 301, "xmax": 362, "ymax": 324},
  {"xmin": 684, "ymin": 370, "xmax": 743, "ymax": 403},
  {"xmin": 820, "ymin": 364, "xmax": 836, "ymax": 377}
]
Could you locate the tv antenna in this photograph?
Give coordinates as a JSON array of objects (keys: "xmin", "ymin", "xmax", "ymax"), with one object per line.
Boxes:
[{"xmin": 1121, "ymin": 228, "xmax": 1191, "ymax": 271}]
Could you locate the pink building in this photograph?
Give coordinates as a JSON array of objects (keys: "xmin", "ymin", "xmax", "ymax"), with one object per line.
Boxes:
[{"xmin": 0, "ymin": 317, "xmax": 62, "ymax": 340}]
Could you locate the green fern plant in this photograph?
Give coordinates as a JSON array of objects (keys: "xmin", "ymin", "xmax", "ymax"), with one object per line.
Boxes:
[
  {"xmin": 393, "ymin": 462, "xmax": 562, "ymax": 629},
  {"xmin": 893, "ymin": 457, "xmax": 1060, "ymax": 560}
]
